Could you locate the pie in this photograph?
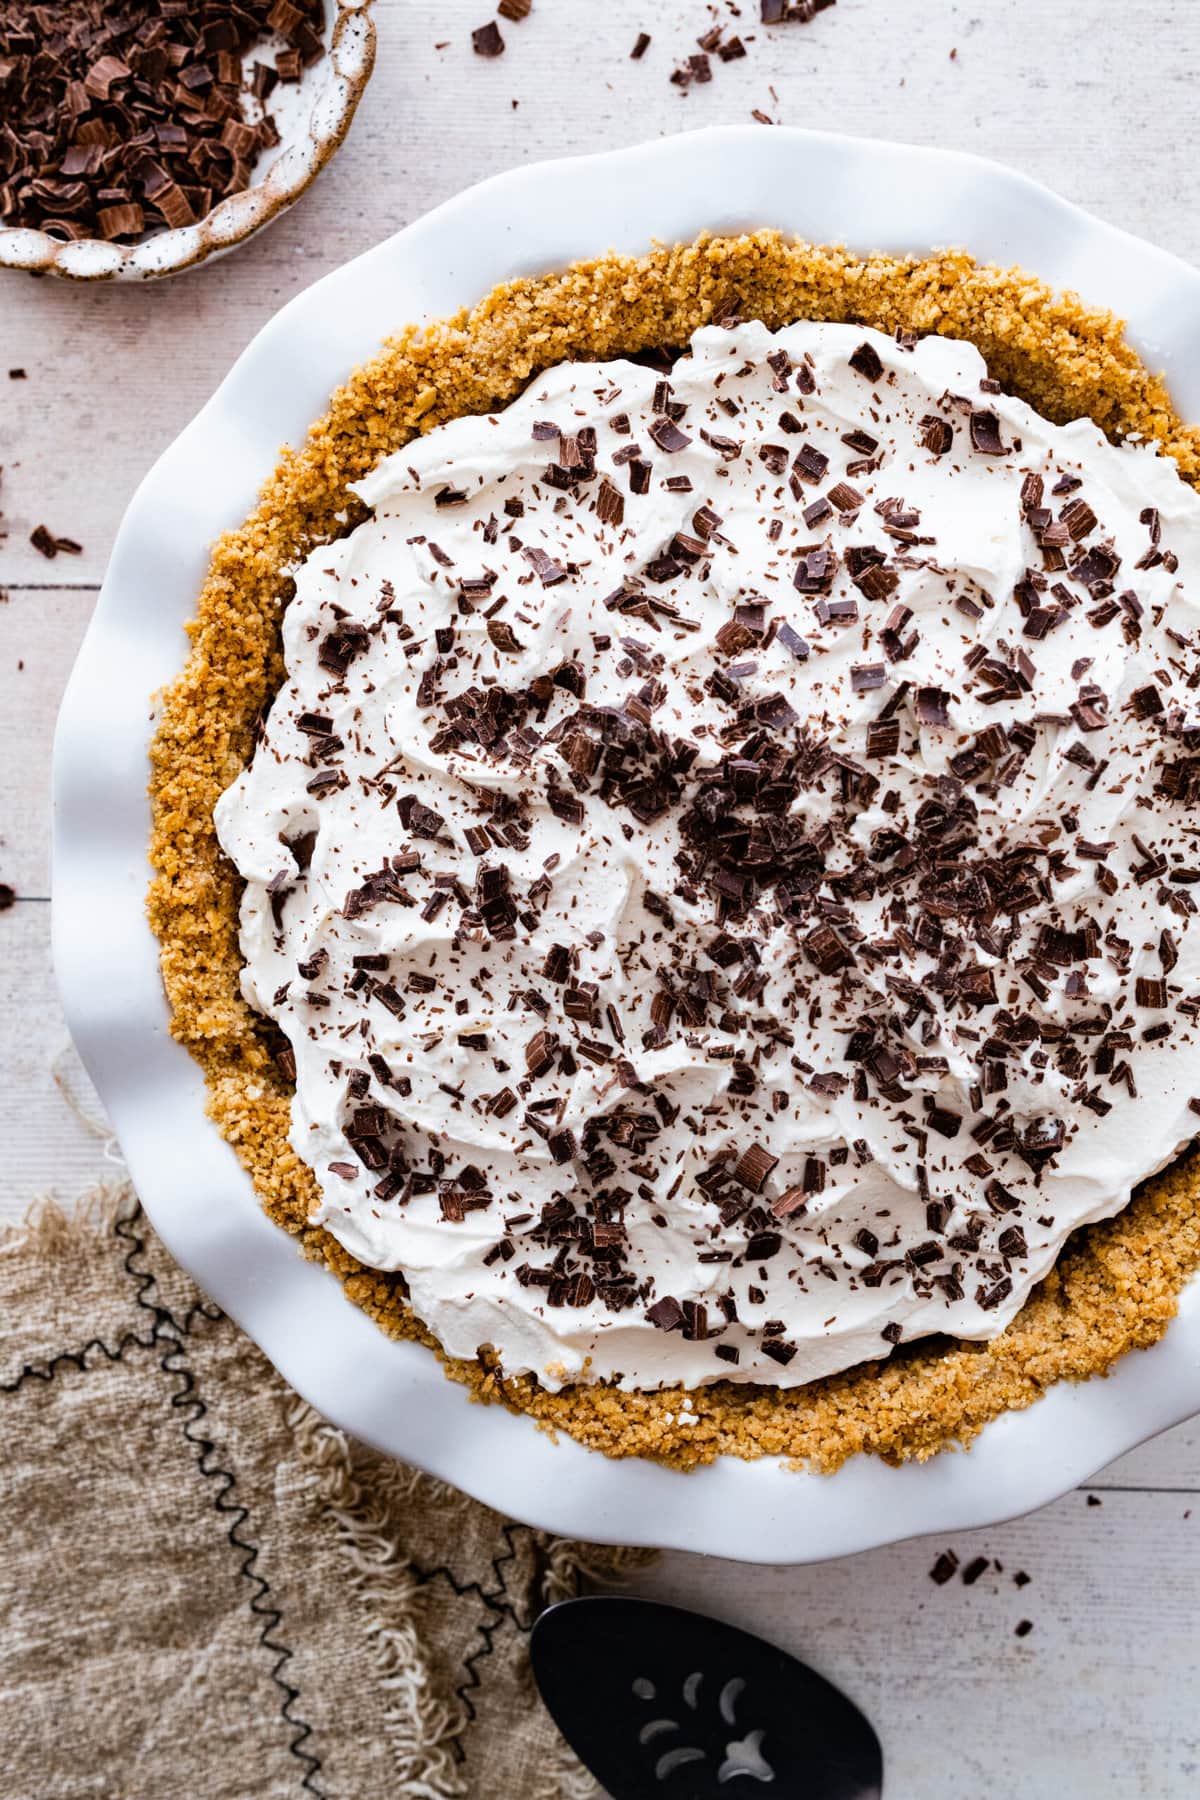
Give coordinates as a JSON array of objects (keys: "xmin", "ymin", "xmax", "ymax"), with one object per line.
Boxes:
[{"xmin": 148, "ymin": 231, "xmax": 1200, "ymax": 1470}]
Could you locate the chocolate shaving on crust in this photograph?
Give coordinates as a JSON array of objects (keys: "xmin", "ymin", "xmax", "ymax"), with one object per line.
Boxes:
[{"xmin": 148, "ymin": 230, "xmax": 1200, "ymax": 1476}]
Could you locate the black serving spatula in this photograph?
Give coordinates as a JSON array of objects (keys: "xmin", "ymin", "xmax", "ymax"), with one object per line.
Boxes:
[{"xmin": 531, "ymin": 1595, "xmax": 883, "ymax": 1798}]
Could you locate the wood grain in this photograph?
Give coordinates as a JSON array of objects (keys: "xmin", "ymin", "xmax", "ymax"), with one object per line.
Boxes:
[{"xmin": 1, "ymin": 4, "xmax": 1197, "ymax": 1789}]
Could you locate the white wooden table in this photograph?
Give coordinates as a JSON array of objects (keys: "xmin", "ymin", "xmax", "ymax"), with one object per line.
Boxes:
[{"xmin": 2, "ymin": 2, "xmax": 1198, "ymax": 1791}]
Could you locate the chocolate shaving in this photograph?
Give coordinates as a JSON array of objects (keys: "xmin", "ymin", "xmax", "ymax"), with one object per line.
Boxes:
[
  {"xmin": 842, "ymin": 428, "xmax": 879, "ymax": 457},
  {"xmin": 969, "ymin": 410, "xmax": 1009, "ymax": 455},
  {"xmin": 472, "ymin": 21, "xmax": 505, "ymax": 55},
  {"xmin": 595, "ymin": 477, "xmax": 625, "ymax": 526},
  {"xmin": 915, "ymin": 686, "xmax": 952, "ymax": 727},
  {"xmin": 919, "ymin": 415, "xmax": 954, "ymax": 456},
  {"xmin": 0, "ymin": 0, "xmax": 327, "ymax": 244},
  {"xmin": 487, "ymin": 618, "xmax": 523, "ymax": 653},
  {"xmin": 29, "ymin": 523, "xmax": 82, "ymax": 559},
  {"xmin": 792, "ymin": 443, "xmax": 829, "ymax": 485},
  {"xmin": 733, "ymin": 1142, "xmax": 779, "ymax": 1192},
  {"xmin": 803, "ymin": 923, "xmax": 853, "ymax": 974},
  {"xmin": 523, "ymin": 545, "xmax": 567, "ymax": 585},
  {"xmin": 866, "ymin": 718, "xmax": 901, "ymax": 758},
  {"xmin": 649, "ymin": 417, "xmax": 692, "ymax": 454},
  {"xmin": 1062, "ymin": 497, "xmax": 1098, "ymax": 540},
  {"xmin": 827, "ymin": 480, "xmax": 865, "ymax": 514},
  {"xmin": 776, "ymin": 621, "xmax": 810, "ymax": 662},
  {"xmin": 848, "ymin": 341, "xmax": 884, "ymax": 382}
]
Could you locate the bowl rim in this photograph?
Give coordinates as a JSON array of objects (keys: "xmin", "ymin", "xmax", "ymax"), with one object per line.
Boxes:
[
  {"xmin": 52, "ymin": 124, "xmax": 1200, "ymax": 1563},
  {"xmin": 0, "ymin": 0, "xmax": 376, "ymax": 284}
]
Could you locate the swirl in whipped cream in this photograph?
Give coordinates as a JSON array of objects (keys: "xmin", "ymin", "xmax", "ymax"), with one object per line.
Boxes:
[{"xmin": 216, "ymin": 319, "xmax": 1200, "ymax": 1390}]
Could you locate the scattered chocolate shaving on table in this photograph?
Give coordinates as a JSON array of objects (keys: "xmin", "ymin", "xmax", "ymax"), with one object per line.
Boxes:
[
  {"xmin": 669, "ymin": 0, "xmax": 835, "ymax": 92},
  {"xmin": 472, "ymin": 20, "xmax": 505, "ymax": 57},
  {"xmin": 497, "ymin": 0, "xmax": 531, "ymax": 19},
  {"xmin": 929, "ymin": 1549, "xmax": 959, "ymax": 1585},
  {"xmin": 1014, "ymin": 1619, "xmax": 1033, "ymax": 1638},
  {"xmin": 631, "ymin": 31, "xmax": 651, "ymax": 60},
  {"xmin": 29, "ymin": 524, "xmax": 82, "ymax": 559},
  {"xmin": 8, "ymin": 367, "xmax": 25, "ymax": 379},
  {"xmin": 961, "ymin": 1555, "xmax": 990, "ymax": 1586},
  {"xmin": 0, "ymin": 0, "xmax": 326, "ymax": 244}
]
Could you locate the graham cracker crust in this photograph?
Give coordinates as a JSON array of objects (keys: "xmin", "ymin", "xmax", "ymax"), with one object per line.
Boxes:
[{"xmin": 147, "ymin": 231, "xmax": 1200, "ymax": 1471}]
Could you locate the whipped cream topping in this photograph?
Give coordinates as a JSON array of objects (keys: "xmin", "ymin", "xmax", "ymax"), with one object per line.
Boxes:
[{"xmin": 216, "ymin": 319, "xmax": 1200, "ymax": 1391}]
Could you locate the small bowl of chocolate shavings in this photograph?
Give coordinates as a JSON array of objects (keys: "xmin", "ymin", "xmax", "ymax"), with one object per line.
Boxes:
[{"xmin": 0, "ymin": 1, "xmax": 376, "ymax": 282}]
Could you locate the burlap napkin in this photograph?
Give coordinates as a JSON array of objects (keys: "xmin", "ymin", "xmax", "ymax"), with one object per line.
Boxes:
[{"xmin": 0, "ymin": 1183, "xmax": 651, "ymax": 1799}]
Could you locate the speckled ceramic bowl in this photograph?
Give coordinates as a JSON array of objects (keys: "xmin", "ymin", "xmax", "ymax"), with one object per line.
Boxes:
[{"xmin": 0, "ymin": 1, "xmax": 375, "ymax": 283}]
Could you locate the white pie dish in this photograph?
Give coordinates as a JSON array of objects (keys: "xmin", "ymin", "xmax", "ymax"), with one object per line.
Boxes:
[{"xmin": 52, "ymin": 125, "xmax": 1200, "ymax": 1564}]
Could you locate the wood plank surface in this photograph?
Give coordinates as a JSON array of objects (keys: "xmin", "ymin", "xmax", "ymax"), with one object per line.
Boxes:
[{"xmin": 1, "ymin": 4, "xmax": 1197, "ymax": 1792}]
